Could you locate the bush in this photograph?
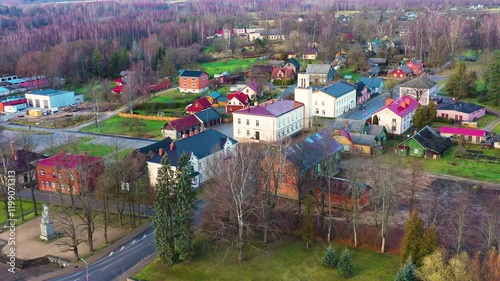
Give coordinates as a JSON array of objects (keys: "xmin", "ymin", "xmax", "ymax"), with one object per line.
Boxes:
[
  {"xmin": 198, "ymin": 54, "xmax": 214, "ymax": 63},
  {"xmin": 394, "ymin": 260, "xmax": 417, "ymax": 281},
  {"xmin": 435, "ymin": 116, "xmax": 454, "ymax": 124},
  {"xmin": 323, "ymin": 246, "xmax": 338, "ymax": 268},
  {"xmin": 338, "ymin": 248, "xmax": 353, "ymax": 278}
]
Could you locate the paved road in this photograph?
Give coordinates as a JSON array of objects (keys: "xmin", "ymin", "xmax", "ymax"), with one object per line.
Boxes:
[{"xmin": 50, "ymin": 224, "xmax": 155, "ymax": 281}]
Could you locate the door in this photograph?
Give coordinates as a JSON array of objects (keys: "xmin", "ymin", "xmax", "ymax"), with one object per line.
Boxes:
[{"xmin": 255, "ymin": 131, "xmax": 260, "ymax": 140}]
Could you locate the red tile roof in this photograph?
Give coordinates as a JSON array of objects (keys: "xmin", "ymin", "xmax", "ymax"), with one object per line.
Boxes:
[
  {"xmin": 271, "ymin": 67, "xmax": 295, "ymax": 79},
  {"xmin": 38, "ymin": 153, "xmax": 103, "ymax": 169},
  {"xmin": 375, "ymin": 96, "xmax": 419, "ymax": 117},
  {"xmin": 439, "ymin": 126, "xmax": 486, "ymax": 137},
  {"xmin": 187, "ymin": 97, "xmax": 212, "ymax": 113},
  {"xmin": 228, "ymin": 91, "xmax": 250, "ymax": 106},
  {"xmin": 167, "ymin": 115, "xmax": 201, "ymax": 131}
]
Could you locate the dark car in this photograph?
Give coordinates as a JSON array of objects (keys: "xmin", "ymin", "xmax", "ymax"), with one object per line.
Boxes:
[{"xmin": 432, "ymin": 97, "xmax": 443, "ymax": 104}]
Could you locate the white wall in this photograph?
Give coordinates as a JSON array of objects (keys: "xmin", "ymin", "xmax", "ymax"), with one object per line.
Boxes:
[
  {"xmin": 375, "ymin": 108, "xmax": 416, "ymax": 135},
  {"xmin": 233, "ymin": 106, "xmax": 304, "ymax": 142},
  {"xmin": 26, "ymin": 91, "xmax": 75, "ymax": 109},
  {"xmin": 400, "ymin": 87, "xmax": 430, "ymax": 105},
  {"xmin": 312, "ymin": 92, "xmax": 336, "ymax": 118}
]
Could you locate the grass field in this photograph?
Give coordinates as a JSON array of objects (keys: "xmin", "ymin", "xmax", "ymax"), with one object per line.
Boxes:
[
  {"xmin": 339, "ymin": 68, "xmax": 360, "ymax": 82},
  {"xmin": 80, "ymin": 115, "xmax": 164, "ymax": 139},
  {"xmin": 492, "ymin": 122, "xmax": 500, "ymax": 134},
  {"xmin": 477, "ymin": 113, "xmax": 498, "ymax": 128},
  {"xmin": 147, "ymin": 90, "xmax": 199, "ymax": 104},
  {"xmin": 200, "ymin": 58, "xmax": 258, "ymax": 77},
  {"xmin": 42, "ymin": 137, "xmax": 116, "ymax": 157},
  {"xmin": 135, "ymin": 237, "xmax": 400, "ymax": 281},
  {"xmin": 0, "ymin": 199, "xmax": 44, "ymax": 225}
]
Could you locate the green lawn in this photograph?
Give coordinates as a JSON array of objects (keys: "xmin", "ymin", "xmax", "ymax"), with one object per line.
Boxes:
[
  {"xmin": 135, "ymin": 237, "xmax": 400, "ymax": 281},
  {"xmin": 147, "ymin": 90, "xmax": 199, "ymax": 104},
  {"xmin": 492, "ymin": 123, "xmax": 500, "ymax": 134},
  {"xmin": 200, "ymin": 58, "xmax": 258, "ymax": 77},
  {"xmin": 0, "ymin": 199, "xmax": 45, "ymax": 225},
  {"xmin": 80, "ymin": 115, "xmax": 164, "ymax": 139},
  {"xmin": 477, "ymin": 113, "xmax": 498, "ymax": 128},
  {"xmin": 339, "ymin": 68, "xmax": 360, "ymax": 82},
  {"xmin": 42, "ymin": 137, "xmax": 116, "ymax": 157}
]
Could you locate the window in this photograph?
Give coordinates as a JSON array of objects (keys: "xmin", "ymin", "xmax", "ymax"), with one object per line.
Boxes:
[
  {"xmin": 70, "ymin": 175, "xmax": 75, "ymax": 181},
  {"xmin": 256, "ymin": 120, "xmax": 259, "ymax": 127},
  {"xmin": 278, "ymin": 132, "xmax": 281, "ymax": 138},
  {"xmin": 315, "ymin": 108, "xmax": 319, "ymax": 114},
  {"xmin": 202, "ymin": 76, "xmax": 207, "ymax": 80},
  {"xmin": 392, "ymin": 118, "xmax": 396, "ymax": 123},
  {"xmin": 322, "ymin": 110, "xmax": 325, "ymax": 115},
  {"xmin": 391, "ymin": 126, "xmax": 396, "ymax": 132},
  {"xmin": 183, "ymin": 83, "xmax": 187, "ymax": 87},
  {"xmin": 183, "ymin": 77, "xmax": 187, "ymax": 80},
  {"xmin": 238, "ymin": 129, "xmax": 241, "ymax": 135},
  {"xmin": 191, "ymin": 78, "xmax": 196, "ymax": 81},
  {"xmin": 40, "ymin": 169, "xmax": 45, "ymax": 175},
  {"xmin": 414, "ymin": 149, "xmax": 419, "ymax": 155},
  {"xmin": 246, "ymin": 130, "xmax": 250, "ymax": 136},
  {"xmin": 46, "ymin": 181, "xmax": 50, "ymax": 188},
  {"xmin": 246, "ymin": 119, "xmax": 250, "ymax": 125},
  {"xmin": 238, "ymin": 118, "xmax": 241, "ymax": 125},
  {"xmin": 58, "ymin": 172, "xmax": 61, "ymax": 178},
  {"xmin": 191, "ymin": 84, "xmax": 196, "ymax": 87},
  {"xmin": 43, "ymin": 100, "xmax": 48, "ymax": 108},
  {"xmin": 476, "ymin": 137, "xmax": 480, "ymax": 143},
  {"xmin": 41, "ymin": 181, "xmax": 45, "ymax": 186},
  {"xmin": 315, "ymin": 100, "xmax": 318, "ymax": 105},
  {"xmin": 51, "ymin": 182, "xmax": 56, "ymax": 188},
  {"xmin": 61, "ymin": 184, "xmax": 65, "ymax": 190},
  {"xmin": 322, "ymin": 101, "xmax": 325, "ymax": 106}
]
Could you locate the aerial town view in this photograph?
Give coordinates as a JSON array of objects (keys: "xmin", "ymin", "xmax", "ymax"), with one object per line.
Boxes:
[{"xmin": 0, "ymin": 0, "xmax": 500, "ymax": 280}]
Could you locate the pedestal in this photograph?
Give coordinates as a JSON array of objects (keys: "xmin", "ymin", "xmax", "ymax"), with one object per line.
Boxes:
[{"xmin": 40, "ymin": 222, "xmax": 56, "ymax": 241}]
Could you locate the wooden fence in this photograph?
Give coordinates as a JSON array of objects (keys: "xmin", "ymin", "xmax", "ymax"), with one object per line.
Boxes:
[{"xmin": 119, "ymin": 112, "xmax": 178, "ymax": 122}]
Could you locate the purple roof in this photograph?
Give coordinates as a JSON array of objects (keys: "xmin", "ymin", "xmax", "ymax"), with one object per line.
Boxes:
[
  {"xmin": 167, "ymin": 115, "xmax": 201, "ymax": 131},
  {"xmin": 234, "ymin": 100, "xmax": 303, "ymax": 117}
]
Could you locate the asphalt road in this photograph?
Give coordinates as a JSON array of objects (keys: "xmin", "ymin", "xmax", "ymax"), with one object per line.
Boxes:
[
  {"xmin": 340, "ymin": 94, "xmax": 387, "ymax": 121},
  {"xmin": 50, "ymin": 224, "xmax": 155, "ymax": 281}
]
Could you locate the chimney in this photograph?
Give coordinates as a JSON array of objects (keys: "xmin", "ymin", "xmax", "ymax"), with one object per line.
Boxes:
[
  {"xmin": 400, "ymin": 102, "xmax": 406, "ymax": 108},
  {"xmin": 405, "ymin": 98, "xmax": 410, "ymax": 105},
  {"xmin": 169, "ymin": 142, "xmax": 175, "ymax": 151},
  {"xmin": 183, "ymin": 134, "xmax": 188, "ymax": 138},
  {"xmin": 189, "ymin": 131, "xmax": 194, "ymax": 137},
  {"xmin": 159, "ymin": 148, "xmax": 164, "ymax": 156},
  {"xmin": 200, "ymin": 127, "xmax": 205, "ymax": 132},
  {"xmin": 194, "ymin": 129, "xmax": 199, "ymax": 135},
  {"xmin": 344, "ymin": 121, "xmax": 349, "ymax": 128}
]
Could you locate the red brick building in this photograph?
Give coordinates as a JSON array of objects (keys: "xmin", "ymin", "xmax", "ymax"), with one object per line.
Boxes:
[
  {"xmin": 179, "ymin": 70, "xmax": 210, "ymax": 94},
  {"xmin": 36, "ymin": 152, "xmax": 104, "ymax": 195}
]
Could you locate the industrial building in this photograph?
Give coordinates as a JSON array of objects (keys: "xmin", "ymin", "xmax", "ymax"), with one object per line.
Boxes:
[{"xmin": 25, "ymin": 89, "xmax": 81, "ymax": 109}]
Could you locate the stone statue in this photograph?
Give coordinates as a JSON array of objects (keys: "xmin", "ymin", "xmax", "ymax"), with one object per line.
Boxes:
[
  {"xmin": 41, "ymin": 204, "xmax": 51, "ymax": 224},
  {"xmin": 40, "ymin": 204, "xmax": 56, "ymax": 240}
]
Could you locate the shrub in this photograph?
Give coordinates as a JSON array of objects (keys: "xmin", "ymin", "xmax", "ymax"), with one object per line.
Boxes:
[
  {"xmin": 323, "ymin": 246, "xmax": 338, "ymax": 268},
  {"xmin": 338, "ymin": 248, "xmax": 353, "ymax": 278},
  {"xmin": 394, "ymin": 260, "xmax": 417, "ymax": 281}
]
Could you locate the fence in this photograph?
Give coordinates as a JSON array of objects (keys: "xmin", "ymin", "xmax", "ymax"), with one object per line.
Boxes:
[{"xmin": 118, "ymin": 112, "xmax": 179, "ymax": 122}]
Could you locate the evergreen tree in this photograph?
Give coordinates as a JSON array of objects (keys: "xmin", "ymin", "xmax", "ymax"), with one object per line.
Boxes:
[
  {"xmin": 395, "ymin": 260, "xmax": 417, "ymax": 281},
  {"xmin": 323, "ymin": 245, "xmax": 338, "ymax": 268},
  {"xmin": 91, "ymin": 48, "xmax": 102, "ymax": 77},
  {"xmin": 338, "ymin": 248, "xmax": 354, "ymax": 278},
  {"xmin": 412, "ymin": 106, "xmax": 428, "ymax": 130},
  {"xmin": 420, "ymin": 223, "xmax": 439, "ymax": 259},
  {"xmin": 174, "ymin": 152, "xmax": 198, "ymax": 261},
  {"xmin": 109, "ymin": 51, "xmax": 120, "ymax": 78},
  {"xmin": 465, "ymin": 70, "xmax": 477, "ymax": 97},
  {"xmin": 486, "ymin": 50, "xmax": 500, "ymax": 106},
  {"xmin": 400, "ymin": 212, "xmax": 425, "ymax": 266},
  {"xmin": 300, "ymin": 195, "xmax": 315, "ymax": 249},
  {"xmin": 445, "ymin": 62, "xmax": 468, "ymax": 100},
  {"xmin": 153, "ymin": 155, "xmax": 177, "ymax": 265},
  {"xmin": 120, "ymin": 47, "xmax": 130, "ymax": 71},
  {"xmin": 426, "ymin": 102, "xmax": 437, "ymax": 123}
]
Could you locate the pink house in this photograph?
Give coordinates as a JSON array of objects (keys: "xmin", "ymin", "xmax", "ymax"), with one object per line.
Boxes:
[
  {"xmin": 355, "ymin": 81, "xmax": 370, "ymax": 105},
  {"xmin": 439, "ymin": 127, "xmax": 487, "ymax": 144},
  {"xmin": 436, "ymin": 102, "xmax": 485, "ymax": 121}
]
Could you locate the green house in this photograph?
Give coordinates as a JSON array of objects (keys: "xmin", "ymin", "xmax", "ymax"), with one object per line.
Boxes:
[{"xmin": 396, "ymin": 126, "xmax": 452, "ymax": 159}]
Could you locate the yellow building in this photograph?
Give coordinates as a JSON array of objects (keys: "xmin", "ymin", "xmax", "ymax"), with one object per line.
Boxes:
[{"xmin": 333, "ymin": 129, "xmax": 376, "ymax": 156}]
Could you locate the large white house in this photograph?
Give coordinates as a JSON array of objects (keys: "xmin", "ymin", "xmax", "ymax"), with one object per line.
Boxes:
[
  {"xmin": 372, "ymin": 96, "xmax": 419, "ymax": 135},
  {"xmin": 146, "ymin": 129, "xmax": 237, "ymax": 187},
  {"xmin": 295, "ymin": 73, "xmax": 356, "ymax": 127},
  {"xmin": 399, "ymin": 76, "xmax": 437, "ymax": 105},
  {"xmin": 232, "ymin": 99, "xmax": 304, "ymax": 142},
  {"xmin": 25, "ymin": 89, "xmax": 78, "ymax": 109}
]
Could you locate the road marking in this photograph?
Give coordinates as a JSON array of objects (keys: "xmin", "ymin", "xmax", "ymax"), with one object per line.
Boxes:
[
  {"xmin": 132, "ymin": 240, "xmax": 136, "ymax": 245},
  {"xmin": 120, "ymin": 246, "xmax": 125, "ymax": 251},
  {"xmin": 142, "ymin": 234, "xmax": 147, "ymax": 239},
  {"xmin": 100, "ymin": 265, "xmax": 111, "ymax": 271},
  {"xmin": 109, "ymin": 251, "xmax": 113, "ymax": 256}
]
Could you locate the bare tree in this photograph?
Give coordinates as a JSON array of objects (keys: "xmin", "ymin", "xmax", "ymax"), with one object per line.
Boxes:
[
  {"xmin": 204, "ymin": 143, "xmax": 260, "ymax": 262},
  {"xmin": 482, "ymin": 198, "xmax": 500, "ymax": 251},
  {"xmin": 405, "ymin": 158, "xmax": 431, "ymax": 212},
  {"xmin": 16, "ymin": 133, "xmax": 42, "ymax": 216},
  {"xmin": 343, "ymin": 159, "xmax": 365, "ymax": 248},
  {"xmin": 449, "ymin": 191, "xmax": 472, "ymax": 253}
]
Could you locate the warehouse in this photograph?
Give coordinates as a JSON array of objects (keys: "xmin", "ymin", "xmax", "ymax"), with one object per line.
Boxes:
[
  {"xmin": 0, "ymin": 97, "xmax": 27, "ymax": 112},
  {"xmin": 25, "ymin": 89, "xmax": 77, "ymax": 109}
]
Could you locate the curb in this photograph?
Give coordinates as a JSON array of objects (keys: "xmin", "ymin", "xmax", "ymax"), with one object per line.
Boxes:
[
  {"xmin": 116, "ymin": 252, "xmax": 157, "ymax": 281},
  {"xmin": 29, "ymin": 221, "xmax": 152, "ymax": 281}
]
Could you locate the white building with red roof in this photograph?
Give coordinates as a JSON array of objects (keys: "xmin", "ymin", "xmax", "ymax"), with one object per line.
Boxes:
[
  {"xmin": 226, "ymin": 91, "xmax": 250, "ymax": 113},
  {"xmin": 232, "ymin": 99, "xmax": 304, "ymax": 142},
  {"xmin": 372, "ymin": 96, "xmax": 419, "ymax": 135}
]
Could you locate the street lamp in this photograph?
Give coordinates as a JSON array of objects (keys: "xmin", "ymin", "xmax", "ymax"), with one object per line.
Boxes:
[{"xmin": 80, "ymin": 258, "xmax": 89, "ymax": 281}]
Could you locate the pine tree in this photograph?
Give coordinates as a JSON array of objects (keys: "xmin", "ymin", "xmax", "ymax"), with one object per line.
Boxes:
[
  {"xmin": 91, "ymin": 48, "xmax": 102, "ymax": 77},
  {"xmin": 323, "ymin": 245, "xmax": 338, "ymax": 268},
  {"xmin": 109, "ymin": 51, "xmax": 120, "ymax": 78},
  {"xmin": 338, "ymin": 248, "xmax": 353, "ymax": 278},
  {"xmin": 120, "ymin": 47, "xmax": 130, "ymax": 71},
  {"xmin": 420, "ymin": 223, "xmax": 439, "ymax": 260},
  {"xmin": 400, "ymin": 212, "xmax": 425, "ymax": 266},
  {"xmin": 412, "ymin": 106, "xmax": 428, "ymax": 130},
  {"xmin": 426, "ymin": 102, "xmax": 437, "ymax": 124},
  {"xmin": 486, "ymin": 50, "xmax": 500, "ymax": 106},
  {"xmin": 445, "ymin": 62, "xmax": 468, "ymax": 100},
  {"xmin": 300, "ymin": 195, "xmax": 315, "ymax": 249},
  {"xmin": 174, "ymin": 152, "xmax": 198, "ymax": 261},
  {"xmin": 153, "ymin": 154, "xmax": 177, "ymax": 265},
  {"xmin": 394, "ymin": 260, "xmax": 417, "ymax": 281}
]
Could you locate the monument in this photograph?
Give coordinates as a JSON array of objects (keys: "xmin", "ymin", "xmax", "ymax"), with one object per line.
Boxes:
[{"xmin": 40, "ymin": 204, "xmax": 56, "ymax": 240}]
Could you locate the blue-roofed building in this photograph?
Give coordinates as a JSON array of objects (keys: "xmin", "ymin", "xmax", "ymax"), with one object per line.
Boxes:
[
  {"xmin": 194, "ymin": 107, "xmax": 222, "ymax": 128},
  {"xmin": 359, "ymin": 77, "xmax": 384, "ymax": 95},
  {"xmin": 25, "ymin": 89, "xmax": 77, "ymax": 109},
  {"xmin": 295, "ymin": 73, "xmax": 356, "ymax": 124},
  {"xmin": 147, "ymin": 128, "xmax": 237, "ymax": 187}
]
